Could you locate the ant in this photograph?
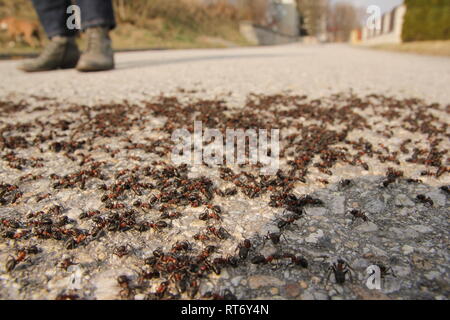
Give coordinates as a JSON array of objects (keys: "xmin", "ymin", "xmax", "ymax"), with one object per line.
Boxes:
[
  {"xmin": 325, "ymin": 259, "xmax": 354, "ymax": 285},
  {"xmin": 440, "ymin": 185, "xmax": 450, "ymax": 195},
  {"xmin": 113, "ymin": 245, "xmax": 131, "ymax": 258},
  {"xmin": 416, "ymin": 194, "xmax": 433, "ymax": 206},
  {"xmin": 64, "ymin": 232, "xmax": 87, "ymax": 250},
  {"xmin": 281, "ymin": 253, "xmax": 309, "ymax": 268},
  {"xmin": 117, "ymin": 275, "xmax": 134, "ymax": 299},
  {"xmin": 250, "ymin": 254, "xmax": 284, "ymax": 265},
  {"xmin": 374, "ymin": 262, "xmax": 396, "ymax": 279},
  {"xmin": 264, "ymin": 232, "xmax": 286, "ymax": 245},
  {"xmin": 193, "ymin": 232, "xmax": 210, "ymax": 242},
  {"xmin": 339, "ymin": 179, "xmax": 352, "ymax": 189},
  {"xmin": 55, "ymin": 292, "xmax": 79, "ymax": 300},
  {"xmin": 209, "ymin": 256, "xmax": 239, "ymax": 274},
  {"xmin": 237, "ymin": 239, "xmax": 251, "ymax": 259},
  {"xmin": 5, "ymin": 250, "xmax": 26, "ymax": 272},
  {"xmin": 199, "ymin": 209, "xmax": 221, "ymax": 221},
  {"xmin": 346, "ymin": 209, "xmax": 369, "ymax": 223},
  {"xmin": 251, "ymin": 255, "xmax": 267, "ymax": 265},
  {"xmin": 155, "ymin": 280, "xmax": 170, "ymax": 299},
  {"xmin": 277, "ymin": 212, "xmax": 301, "ymax": 229},
  {"xmin": 206, "ymin": 205, "xmax": 222, "ymax": 214},
  {"xmin": 148, "ymin": 221, "xmax": 170, "ymax": 232},
  {"xmin": 171, "ymin": 241, "xmax": 192, "ymax": 252},
  {"xmin": 224, "ymin": 188, "xmax": 237, "ymax": 196},
  {"xmin": 188, "ymin": 279, "xmax": 200, "ymax": 299},
  {"xmin": 381, "ymin": 167, "xmax": 403, "ymax": 187},
  {"xmin": 160, "ymin": 211, "xmax": 182, "ymax": 220},
  {"xmin": 195, "ymin": 245, "xmax": 217, "ymax": 262},
  {"xmin": 207, "ymin": 226, "xmax": 230, "ymax": 240},
  {"xmin": 203, "ymin": 289, "xmax": 237, "ymax": 300},
  {"xmin": 59, "ymin": 257, "xmax": 77, "ymax": 271}
]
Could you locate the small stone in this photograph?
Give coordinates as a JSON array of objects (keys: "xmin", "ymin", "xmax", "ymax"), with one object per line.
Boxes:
[
  {"xmin": 390, "ymin": 227, "xmax": 419, "ymax": 239},
  {"xmin": 410, "ymin": 225, "xmax": 433, "ymax": 233},
  {"xmin": 305, "ymin": 207, "xmax": 327, "ymax": 216},
  {"xmin": 424, "ymin": 271, "xmax": 440, "ymax": 281},
  {"xmin": 356, "ymin": 221, "xmax": 378, "ymax": 232},
  {"xmin": 231, "ymin": 276, "xmax": 243, "ymax": 286},
  {"xmin": 331, "ymin": 196, "xmax": 345, "ymax": 214},
  {"xmin": 364, "ymin": 199, "xmax": 385, "ymax": 214},
  {"xmin": 270, "ymin": 287, "xmax": 279, "ymax": 295},
  {"xmin": 402, "ymin": 245, "xmax": 414, "ymax": 255},
  {"xmin": 352, "ymin": 286, "xmax": 391, "ymax": 300},
  {"xmin": 299, "ymin": 281, "xmax": 308, "ymax": 289},
  {"xmin": 345, "ymin": 241, "xmax": 359, "ymax": 249},
  {"xmin": 393, "ymin": 265, "xmax": 411, "ymax": 277},
  {"xmin": 314, "ymin": 292, "xmax": 328, "ymax": 300},
  {"xmin": 300, "ymin": 291, "xmax": 314, "ymax": 300},
  {"xmin": 305, "ymin": 229, "xmax": 324, "ymax": 243},
  {"xmin": 426, "ymin": 191, "xmax": 446, "ymax": 206},
  {"xmin": 412, "ymin": 255, "xmax": 433, "ymax": 270},
  {"xmin": 284, "ymin": 283, "xmax": 301, "ymax": 298},
  {"xmin": 311, "ymin": 276, "xmax": 321, "ymax": 285},
  {"xmin": 394, "ymin": 194, "xmax": 415, "ymax": 207},
  {"xmin": 248, "ymin": 275, "xmax": 284, "ymax": 289}
]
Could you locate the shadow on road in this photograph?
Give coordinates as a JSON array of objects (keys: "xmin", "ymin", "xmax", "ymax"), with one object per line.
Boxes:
[{"xmin": 115, "ymin": 52, "xmax": 303, "ymax": 70}]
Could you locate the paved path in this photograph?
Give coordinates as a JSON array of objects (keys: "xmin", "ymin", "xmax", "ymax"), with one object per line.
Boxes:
[
  {"xmin": 1, "ymin": 44, "xmax": 449, "ymax": 105},
  {"xmin": 0, "ymin": 44, "xmax": 449, "ymax": 300}
]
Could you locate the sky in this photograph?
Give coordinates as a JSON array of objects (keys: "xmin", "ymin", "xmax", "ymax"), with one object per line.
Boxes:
[{"xmin": 330, "ymin": 0, "xmax": 404, "ymax": 13}]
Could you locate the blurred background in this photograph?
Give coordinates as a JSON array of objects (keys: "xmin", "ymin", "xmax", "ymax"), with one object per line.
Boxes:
[{"xmin": 0, "ymin": 0, "xmax": 449, "ymax": 56}]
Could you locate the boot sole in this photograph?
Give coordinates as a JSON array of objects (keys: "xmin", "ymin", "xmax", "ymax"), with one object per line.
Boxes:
[
  {"xmin": 76, "ymin": 65, "xmax": 115, "ymax": 72},
  {"xmin": 17, "ymin": 60, "xmax": 79, "ymax": 72}
]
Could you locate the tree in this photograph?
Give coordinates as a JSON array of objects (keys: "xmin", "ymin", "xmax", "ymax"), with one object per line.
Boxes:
[{"xmin": 327, "ymin": 2, "xmax": 362, "ymax": 42}]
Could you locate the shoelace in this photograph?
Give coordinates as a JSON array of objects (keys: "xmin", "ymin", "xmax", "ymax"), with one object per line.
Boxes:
[{"xmin": 86, "ymin": 29, "xmax": 103, "ymax": 53}]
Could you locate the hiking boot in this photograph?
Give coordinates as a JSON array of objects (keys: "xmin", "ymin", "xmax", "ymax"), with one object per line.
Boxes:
[
  {"xmin": 18, "ymin": 36, "xmax": 80, "ymax": 72},
  {"xmin": 76, "ymin": 27, "xmax": 114, "ymax": 72}
]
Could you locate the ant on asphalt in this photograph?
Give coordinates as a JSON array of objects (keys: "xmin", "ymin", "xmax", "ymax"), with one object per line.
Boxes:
[
  {"xmin": 236, "ymin": 239, "xmax": 252, "ymax": 259},
  {"xmin": 325, "ymin": 259, "xmax": 354, "ymax": 285},
  {"xmin": 263, "ymin": 232, "xmax": 287, "ymax": 245}
]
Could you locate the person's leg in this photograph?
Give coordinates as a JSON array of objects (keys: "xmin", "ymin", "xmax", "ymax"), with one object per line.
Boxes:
[
  {"xmin": 31, "ymin": 0, "xmax": 76, "ymax": 38},
  {"xmin": 76, "ymin": 0, "xmax": 116, "ymax": 31},
  {"xmin": 75, "ymin": 0, "xmax": 116, "ymax": 72},
  {"xmin": 18, "ymin": 0, "xmax": 80, "ymax": 72}
]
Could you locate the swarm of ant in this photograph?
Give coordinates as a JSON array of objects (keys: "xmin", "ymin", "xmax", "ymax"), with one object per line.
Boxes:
[{"xmin": 0, "ymin": 92, "xmax": 448, "ymax": 299}]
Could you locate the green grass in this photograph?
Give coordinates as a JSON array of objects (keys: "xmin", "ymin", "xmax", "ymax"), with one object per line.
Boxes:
[{"xmin": 368, "ymin": 40, "xmax": 450, "ymax": 57}]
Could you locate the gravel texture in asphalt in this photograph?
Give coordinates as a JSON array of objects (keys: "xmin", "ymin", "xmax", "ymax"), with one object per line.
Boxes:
[
  {"xmin": 1, "ymin": 44, "xmax": 449, "ymax": 105},
  {"xmin": 0, "ymin": 44, "xmax": 449, "ymax": 300}
]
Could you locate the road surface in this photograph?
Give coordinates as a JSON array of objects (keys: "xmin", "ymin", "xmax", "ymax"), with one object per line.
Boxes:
[
  {"xmin": 0, "ymin": 44, "xmax": 449, "ymax": 105},
  {"xmin": 0, "ymin": 44, "xmax": 449, "ymax": 300}
]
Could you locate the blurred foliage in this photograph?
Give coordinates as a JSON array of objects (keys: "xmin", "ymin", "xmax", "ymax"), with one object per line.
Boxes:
[
  {"xmin": 0, "ymin": 0, "xmax": 253, "ymax": 51},
  {"xmin": 114, "ymin": 0, "xmax": 239, "ymax": 33},
  {"xmin": 402, "ymin": 0, "xmax": 450, "ymax": 42}
]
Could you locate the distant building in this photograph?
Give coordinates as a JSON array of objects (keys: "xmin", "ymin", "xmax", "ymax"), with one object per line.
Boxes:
[
  {"xmin": 239, "ymin": 0, "xmax": 299, "ymax": 45},
  {"xmin": 296, "ymin": 0, "xmax": 328, "ymax": 42},
  {"xmin": 356, "ymin": 4, "xmax": 406, "ymax": 45},
  {"xmin": 266, "ymin": 0, "xmax": 299, "ymax": 37}
]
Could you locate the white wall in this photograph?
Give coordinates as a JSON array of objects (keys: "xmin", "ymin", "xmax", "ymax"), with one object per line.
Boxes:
[{"xmin": 360, "ymin": 4, "xmax": 406, "ymax": 45}]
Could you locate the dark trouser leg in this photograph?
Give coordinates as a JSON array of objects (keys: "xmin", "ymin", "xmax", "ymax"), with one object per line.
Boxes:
[
  {"xmin": 31, "ymin": 0, "xmax": 75, "ymax": 38},
  {"xmin": 77, "ymin": 0, "xmax": 116, "ymax": 31}
]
